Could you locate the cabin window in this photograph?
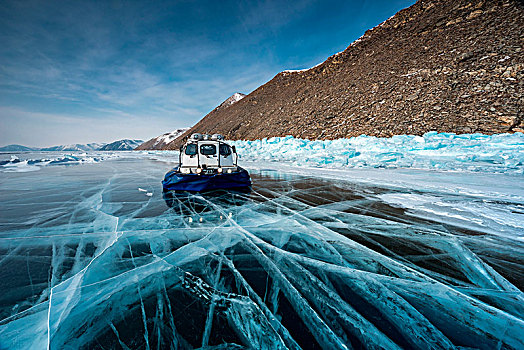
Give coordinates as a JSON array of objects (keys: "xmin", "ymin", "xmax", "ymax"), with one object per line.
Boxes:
[
  {"xmin": 185, "ymin": 144, "xmax": 197, "ymax": 155},
  {"xmin": 200, "ymin": 144, "xmax": 216, "ymax": 155},
  {"xmin": 219, "ymin": 144, "xmax": 231, "ymax": 156}
]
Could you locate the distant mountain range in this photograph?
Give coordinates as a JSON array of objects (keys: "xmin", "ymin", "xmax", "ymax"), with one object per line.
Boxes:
[
  {"xmin": 40, "ymin": 143, "xmax": 106, "ymax": 152},
  {"xmin": 99, "ymin": 139, "xmax": 143, "ymax": 151},
  {"xmin": 0, "ymin": 144, "xmax": 36, "ymax": 152},
  {"xmin": 0, "ymin": 139, "xmax": 144, "ymax": 152},
  {"xmin": 150, "ymin": 0, "xmax": 523, "ymax": 150}
]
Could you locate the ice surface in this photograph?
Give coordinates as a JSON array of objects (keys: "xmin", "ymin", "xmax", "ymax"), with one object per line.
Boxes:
[
  {"xmin": 0, "ymin": 151, "xmax": 130, "ymax": 173},
  {"xmin": 231, "ymin": 132, "xmax": 524, "ymax": 174},
  {"xmin": 0, "ymin": 151, "xmax": 522, "ymax": 349}
]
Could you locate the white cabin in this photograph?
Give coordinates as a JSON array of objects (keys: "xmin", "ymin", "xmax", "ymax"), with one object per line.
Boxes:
[{"xmin": 179, "ymin": 133, "xmax": 238, "ymax": 174}]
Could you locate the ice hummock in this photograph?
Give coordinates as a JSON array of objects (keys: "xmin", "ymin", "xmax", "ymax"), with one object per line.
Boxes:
[
  {"xmin": 0, "ymin": 152, "xmax": 125, "ymax": 172},
  {"xmin": 0, "ymin": 150, "xmax": 522, "ymax": 349},
  {"xmin": 3, "ymin": 132, "xmax": 523, "ymax": 175},
  {"xmin": 231, "ymin": 132, "xmax": 524, "ymax": 174}
]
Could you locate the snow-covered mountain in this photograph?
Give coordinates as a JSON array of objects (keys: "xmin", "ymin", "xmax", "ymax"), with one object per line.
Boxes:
[
  {"xmin": 0, "ymin": 144, "xmax": 38, "ymax": 152},
  {"xmin": 135, "ymin": 128, "xmax": 190, "ymax": 150},
  {"xmin": 99, "ymin": 139, "xmax": 143, "ymax": 151},
  {"xmin": 1, "ymin": 139, "xmax": 145, "ymax": 152},
  {"xmin": 40, "ymin": 143, "xmax": 106, "ymax": 151},
  {"xmin": 216, "ymin": 93, "xmax": 245, "ymax": 110}
]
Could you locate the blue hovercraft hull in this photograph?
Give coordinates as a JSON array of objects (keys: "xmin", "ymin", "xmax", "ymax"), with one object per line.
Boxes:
[{"xmin": 162, "ymin": 166, "xmax": 251, "ymax": 192}]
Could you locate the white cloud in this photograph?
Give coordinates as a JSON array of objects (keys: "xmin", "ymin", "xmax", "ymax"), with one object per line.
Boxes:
[{"xmin": 0, "ymin": 0, "xmax": 332, "ymax": 147}]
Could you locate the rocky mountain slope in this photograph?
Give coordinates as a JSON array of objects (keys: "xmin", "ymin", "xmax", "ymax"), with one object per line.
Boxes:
[
  {"xmin": 215, "ymin": 93, "xmax": 246, "ymax": 110},
  {"xmin": 160, "ymin": 0, "xmax": 523, "ymax": 150},
  {"xmin": 135, "ymin": 128, "xmax": 190, "ymax": 150}
]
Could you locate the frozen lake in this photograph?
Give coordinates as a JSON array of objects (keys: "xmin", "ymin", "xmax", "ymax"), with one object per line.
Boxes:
[{"xmin": 0, "ymin": 151, "xmax": 523, "ymax": 349}]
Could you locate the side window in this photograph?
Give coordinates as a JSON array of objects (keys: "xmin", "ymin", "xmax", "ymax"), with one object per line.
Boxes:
[
  {"xmin": 185, "ymin": 144, "xmax": 197, "ymax": 155},
  {"xmin": 200, "ymin": 144, "xmax": 217, "ymax": 155},
  {"xmin": 219, "ymin": 144, "xmax": 231, "ymax": 156}
]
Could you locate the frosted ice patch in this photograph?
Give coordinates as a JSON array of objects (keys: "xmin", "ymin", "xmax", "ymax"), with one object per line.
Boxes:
[{"xmin": 379, "ymin": 192, "xmax": 524, "ymax": 237}]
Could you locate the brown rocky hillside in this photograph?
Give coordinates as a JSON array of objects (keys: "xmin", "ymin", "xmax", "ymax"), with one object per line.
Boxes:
[{"xmin": 150, "ymin": 0, "xmax": 523, "ymax": 151}]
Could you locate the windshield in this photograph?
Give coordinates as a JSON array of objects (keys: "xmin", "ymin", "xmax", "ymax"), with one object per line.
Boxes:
[
  {"xmin": 219, "ymin": 144, "xmax": 231, "ymax": 156},
  {"xmin": 200, "ymin": 144, "xmax": 216, "ymax": 155},
  {"xmin": 184, "ymin": 144, "xmax": 197, "ymax": 155}
]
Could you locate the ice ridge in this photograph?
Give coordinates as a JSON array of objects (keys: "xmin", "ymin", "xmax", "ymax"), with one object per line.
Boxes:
[
  {"xmin": 231, "ymin": 132, "xmax": 524, "ymax": 174},
  {"xmin": 0, "ymin": 153, "xmax": 121, "ymax": 172}
]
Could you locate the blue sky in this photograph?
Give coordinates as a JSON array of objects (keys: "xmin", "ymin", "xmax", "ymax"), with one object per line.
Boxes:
[{"xmin": 0, "ymin": 0, "xmax": 415, "ymax": 147}]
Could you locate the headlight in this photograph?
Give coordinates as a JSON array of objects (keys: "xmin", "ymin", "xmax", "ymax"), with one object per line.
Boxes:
[
  {"xmin": 196, "ymin": 168, "xmax": 202, "ymax": 174},
  {"xmin": 217, "ymin": 167, "xmax": 223, "ymax": 173},
  {"xmin": 227, "ymin": 169, "xmax": 233, "ymax": 173}
]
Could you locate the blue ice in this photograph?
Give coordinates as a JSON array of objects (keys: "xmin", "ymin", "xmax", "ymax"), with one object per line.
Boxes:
[
  {"xmin": 0, "ymin": 133, "xmax": 523, "ymax": 349},
  {"xmin": 231, "ymin": 132, "xmax": 524, "ymax": 174}
]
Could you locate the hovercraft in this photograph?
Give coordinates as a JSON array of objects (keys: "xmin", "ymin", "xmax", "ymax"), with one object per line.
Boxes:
[{"xmin": 162, "ymin": 133, "xmax": 251, "ymax": 192}]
